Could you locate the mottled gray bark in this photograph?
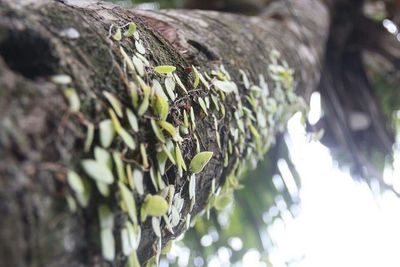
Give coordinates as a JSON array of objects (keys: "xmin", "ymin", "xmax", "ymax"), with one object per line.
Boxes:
[{"xmin": 0, "ymin": 0, "xmax": 329, "ymax": 266}]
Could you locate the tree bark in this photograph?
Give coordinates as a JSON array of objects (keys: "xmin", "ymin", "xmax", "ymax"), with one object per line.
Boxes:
[{"xmin": 0, "ymin": 0, "xmax": 329, "ymax": 265}]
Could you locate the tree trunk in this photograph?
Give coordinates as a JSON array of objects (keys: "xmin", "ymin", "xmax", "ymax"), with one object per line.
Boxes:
[{"xmin": 0, "ymin": 0, "xmax": 329, "ymax": 265}]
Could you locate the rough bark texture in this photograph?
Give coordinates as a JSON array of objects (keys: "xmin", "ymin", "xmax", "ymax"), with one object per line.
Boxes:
[{"xmin": 0, "ymin": 0, "xmax": 329, "ymax": 266}]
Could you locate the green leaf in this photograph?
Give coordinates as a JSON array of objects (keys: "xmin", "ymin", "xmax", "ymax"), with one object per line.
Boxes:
[
  {"xmin": 151, "ymin": 119, "xmax": 166, "ymax": 143},
  {"xmin": 81, "ymin": 159, "xmax": 114, "ymax": 184},
  {"xmin": 84, "ymin": 123, "xmax": 94, "ymax": 153},
  {"xmin": 113, "ymin": 151, "xmax": 126, "ymax": 182},
  {"xmin": 121, "ymin": 228, "xmax": 132, "ymax": 256},
  {"xmin": 96, "ymin": 182, "xmax": 110, "ymax": 197},
  {"xmin": 132, "ymin": 55, "xmax": 144, "ymax": 76},
  {"xmin": 98, "ymin": 205, "xmax": 115, "ymax": 261},
  {"xmin": 193, "ymin": 66, "xmax": 200, "ymax": 88},
  {"xmin": 198, "ymin": 97, "xmax": 208, "ymax": 115},
  {"xmin": 189, "ymin": 174, "xmax": 196, "ymax": 200},
  {"xmin": 113, "ymin": 28, "xmax": 122, "ymax": 41},
  {"xmin": 214, "ymin": 193, "xmax": 233, "ymax": 211},
  {"xmin": 133, "ymin": 168, "xmax": 144, "ymax": 195},
  {"xmin": 164, "ymin": 77, "xmax": 176, "ymax": 101},
  {"xmin": 109, "ymin": 108, "xmax": 122, "ymax": 132},
  {"xmin": 190, "ymin": 107, "xmax": 196, "ymax": 130},
  {"xmin": 103, "ymin": 91, "xmax": 123, "ymax": 117},
  {"xmin": 154, "ymin": 65, "xmax": 176, "ymax": 74},
  {"xmin": 94, "ymin": 146, "xmax": 112, "ymax": 169},
  {"xmin": 151, "ymin": 217, "xmax": 161, "ymax": 237},
  {"xmin": 135, "ymin": 52, "xmax": 149, "ymax": 66},
  {"xmin": 126, "ymin": 108, "xmax": 139, "ymax": 132},
  {"xmin": 129, "ymin": 82, "xmax": 139, "ymax": 109},
  {"xmin": 135, "ymin": 40, "xmax": 146, "ymax": 54},
  {"xmin": 126, "ymin": 221, "xmax": 141, "ymax": 251},
  {"xmin": 120, "ymin": 46, "xmax": 135, "ymax": 72},
  {"xmin": 140, "ymin": 143, "xmax": 149, "ymax": 169},
  {"xmin": 173, "ymin": 73, "xmax": 187, "ymax": 93},
  {"xmin": 76, "ymin": 179, "xmax": 91, "ymax": 208},
  {"xmin": 249, "ymin": 123, "xmax": 260, "ymax": 139},
  {"xmin": 189, "ymin": 151, "xmax": 213, "ymax": 174},
  {"xmin": 158, "ymin": 121, "xmax": 177, "ymax": 139},
  {"xmin": 153, "ymin": 94, "xmax": 169, "ymax": 121},
  {"xmin": 64, "ymin": 87, "xmax": 80, "ymax": 112},
  {"xmin": 99, "ymin": 119, "xmax": 115, "ymax": 148},
  {"xmin": 143, "ymin": 194, "xmax": 169, "ymax": 218},
  {"xmin": 126, "ymin": 251, "xmax": 140, "ymax": 267},
  {"xmin": 213, "ymin": 80, "xmax": 238, "ymax": 93},
  {"xmin": 119, "ymin": 128, "xmax": 136, "ymax": 150},
  {"xmin": 124, "ymin": 22, "xmax": 137, "ymax": 37},
  {"xmin": 119, "ymin": 182, "xmax": 138, "ymax": 224},
  {"xmin": 162, "ymin": 140, "xmax": 176, "ymax": 165},
  {"xmin": 138, "ymin": 93, "xmax": 149, "ymax": 116},
  {"xmin": 156, "ymin": 151, "xmax": 168, "ymax": 175},
  {"xmin": 152, "ymin": 79, "xmax": 166, "ymax": 98},
  {"xmin": 175, "ymin": 144, "xmax": 187, "ymax": 177},
  {"xmin": 51, "ymin": 74, "xmax": 72, "ymax": 85},
  {"xmin": 67, "ymin": 170, "xmax": 85, "ymax": 194},
  {"xmin": 239, "ymin": 69, "xmax": 250, "ymax": 89},
  {"xmin": 183, "ymin": 110, "xmax": 189, "ymax": 128},
  {"xmin": 133, "ymin": 30, "xmax": 140, "ymax": 40}
]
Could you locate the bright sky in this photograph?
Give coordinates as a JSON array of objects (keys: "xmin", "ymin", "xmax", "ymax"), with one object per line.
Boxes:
[
  {"xmin": 165, "ymin": 91, "xmax": 400, "ymax": 267},
  {"xmin": 264, "ymin": 94, "xmax": 400, "ymax": 267}
]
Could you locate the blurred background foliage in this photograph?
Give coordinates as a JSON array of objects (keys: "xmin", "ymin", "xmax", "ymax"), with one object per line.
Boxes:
[{"xmin": 106, "ymin": 0, "xmax": 400, "ymax": 266}]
